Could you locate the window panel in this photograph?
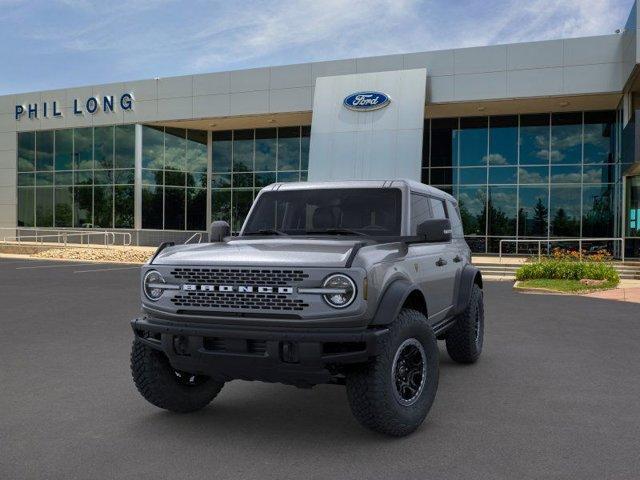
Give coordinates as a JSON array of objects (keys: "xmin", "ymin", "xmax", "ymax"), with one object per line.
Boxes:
[
  {"xmin": 94, "ymin": 126, "xmax": 114, "ymax": 170},
  {"xmin": 518, "ymin": 186, "xmax": 549, "ymax": 236},
  {"xmin": 74, "ymin": 186, "xmax": 93, "ymax": 227},
  {"xmin": 233, "ymin": 129, "xmax": 254, "ymax": 172},
  {"xmin": 93, "ymin": 186, "xmax": 113, "ymax": 228},
  {"xmin": 165, "ymin": 127, "xmax": 186, "ymax": 171},
  {"xmin": 55, "ymin": 129, "xmax": 73, "ymax": 170},
  {"xmin": 212, "ymin": 131, "xmax": 232, "ymax": 172},
  {"xmin": 57, "ymin": 191, "xmax": 76, "ymax": 228},
  {"xmin": 142, "ymin": 126, "xmax": 164, "ymax": 169},
  {"xmin": 164, "ymin": 187, "xmax": 185, "ymax": 230},
  {"xmin": 519, "ymin": 166, "xmax": 548, "ymax": 184},
  {"xmin": 211, "ymin": 174, "xmax": 231, "ymax": 188},
  {"xmin": 458, "ymin": 167, "xmax": 486, "ymax": 185},
  {"xmin": 186, "ymin": 188, "xmax": 207, "ymax": 231},
  {"xmin": 141, "ymin": 186, "xmax": 163, "ymax": 229},
  {"xmin": 488, "ymin": 167, "xmax": 517, "ymax": 184},
  {"xmin": 142, "ymin": 169, "xmax": 163, "ymax": 186},
  {"xmin": 114, "ymin": 169, "xmax": 134, "ymax": 185},
  {"xmin": 186, "ymin": 171, "xmax": 207, "ymax": 188},
  {"xmin": 277, "ymin": 127, "xmax": 300, "ymax": 171},
  {"xmin": 255, "ymin": 172, "xmax": 276, "ymax": 187},
  {"xmin": 583, "ymin": 164, "xmax": 615, "ymax": 184},
  {"xmin": 73, "ymin": 128, "xmax": 93, "ymax": 170},
  {"xmin": 115, "ymin": 124, "xmax": 135, "ymax": 169},
  {"xmin": 458, "ymin": 117, "xmax": 488, "ymax": 167},
  {"xmin": 18, "ymin": 172, "xmax": 34, "ymax": 187},
  {"xmin": 488, "ymin": 115, "xmax": 517, "ymax": 166},
  {"xmin": 519, "ymin": 114, "xmax": 549, "ymax": 165},
  {"xmin": 17, "ymin": 188, "xmax": 35, "ymax": 227},
  {"xmin": 114, "ymin": 185, "xmax": 134, "ymax": 228},
  {"xmin": 550, "ymin": 185, "xmax": 581, "ymax": 237},
  {"xmin": 18, "ymin": 132, "xmax": 35, "ymax": 172},
  {"xmin": 35, "ymin": 186, "xmax": 54, "ymax": 227},
  {"xmin": 277, "ymin": 171, "xmax": 300, "ymax": 183},
  {"xmin": 456, "ymin": 186, "xmax": 486, "ymax": 235},
  {"xmin": 211, "ymin": 190, "xmax": 232, "ymax": 225},
  {"xmin": 186, "ymin": 129, "xmax": 207, "ymax": 173},
  {"xmin": 255, "ymin": 128, "xmax": 277, "ymax": 171},
  {"xmin": 431, "ymin": 118, "xmax": 457, "ymax": 168},
  {"xmin": 232, "ymin": 189, "xmax": 254, "ymax": 232},
  {"xmin": 582, "ymin": 184, "xmax": 614, "ymax": 237},
  {"xmin": 94, "ymin": 169, "xmax": 113, "ymax": 185},
  {"xmin": 430, "ymin": 168, "xmax": 453, "ymax": 185},
  {"xmin": 164, "ymin": 170, "xmax": 185, "ymax": 187},
  {"xmin": 551, "ymin": 112, "xmax": 582, "ymax": 164},
  {"xmin": 35, "ymin": 172, "xmax": 53, "ymax": 186},
  {"xmin": 233, "ymin": 172, "xmax": 253, "ymax": 188},
  {"xmin": 584, "ymin": 111, "xmax": 615, "ymax": 164},
  {"xmin": 35, "ymin": 130, "xmax": 54, "ymax": 171},
  {"xmin": 301, "ymin": 126, "xmax": 310, "ymax": 170},
  {"xmin": 488, "ymin": 186, "xmax": 517, "ymax": 236},
  {"xmin": 550, "ymin": 165, "xmax": 581, "ymax": 183}
]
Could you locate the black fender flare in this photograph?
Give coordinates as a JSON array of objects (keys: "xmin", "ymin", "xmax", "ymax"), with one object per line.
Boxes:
[
  {"xmin": 453, "ymin": 264, "xmax": 483, "ymax": 316},
  {"xmin": 370, "ymin": 278, "xmax": 424, "ymax": 326}
]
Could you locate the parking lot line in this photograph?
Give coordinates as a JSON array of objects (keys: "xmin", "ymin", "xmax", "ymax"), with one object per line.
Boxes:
[
  {"xmin": 16, "ymin": 262, "xmax": 96, "ymax": 270},
  {"xmin": 74, "ymin": 266, "xmax": 140, "ymax": 273}
]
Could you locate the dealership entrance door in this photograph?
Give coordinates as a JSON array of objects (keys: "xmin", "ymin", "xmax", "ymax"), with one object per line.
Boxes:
[{"xmin": 625, "ymin": 175, "xmax": 640, "ymax": 257}]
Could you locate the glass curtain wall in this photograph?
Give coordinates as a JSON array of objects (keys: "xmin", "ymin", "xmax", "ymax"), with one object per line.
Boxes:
[
  {"xmin": 211, "ymin": 126, "xmax": 310, "ymax": 232},
  {"xmin": 17, "ymin": 125, "xmax": 135, "ymax": 228},
  {"xmin": 141, "ymin": 126, "xmax": 208, "ymax": 231},
  {"xmin": 422, "ymin": 111, "xmax": 618, "ymax": 253}
]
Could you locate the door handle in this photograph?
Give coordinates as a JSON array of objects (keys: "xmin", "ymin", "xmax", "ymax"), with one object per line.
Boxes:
[
  {"xmin": 435, "ymin": 258, "xmax": 447, "ymax": 267},
  {"xmin": 453, "ymin": 255, "xmax": 462, "ymax": 263}
]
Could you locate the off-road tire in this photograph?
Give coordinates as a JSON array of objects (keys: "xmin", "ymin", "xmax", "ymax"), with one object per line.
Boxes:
[
  {"xmin": 131, "ymin": 340, "xmax": 224, "ymax": 413},
  {"xmin": 345, "ymin": 309, "xmax": 439, "ymax": 437},
  {"xmin": 445, "ymin": 283, "xmax": 484, "ymax": 364}
]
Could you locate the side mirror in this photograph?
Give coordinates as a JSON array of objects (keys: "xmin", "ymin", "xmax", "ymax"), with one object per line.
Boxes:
[
  {"xmin": 417, "ymin": 218, "xmax": 452, "ymax": 243},
  {"xmin": 209, "ymin": 221, "xmax": 230, "ymax": 242}
]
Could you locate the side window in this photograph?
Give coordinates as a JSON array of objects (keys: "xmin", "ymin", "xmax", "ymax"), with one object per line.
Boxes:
[
  {"xmin": 410, "ymin": 193, "xmax": 432, "ymax": 234},
  {"xmin": 430, "ymin": 197, "xmax": 447, "ymax": 220},
  {"xmin": 447, "ymin": 200, "xmax": 465, "ymax": 238}
]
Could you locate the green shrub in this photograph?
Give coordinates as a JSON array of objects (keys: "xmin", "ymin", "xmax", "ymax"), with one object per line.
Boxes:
[{"xmin": 515, "ymin": 259, "xmax": 619, "ymax": 283}]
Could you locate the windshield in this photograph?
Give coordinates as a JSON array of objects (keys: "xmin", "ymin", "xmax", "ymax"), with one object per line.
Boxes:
[{"xmin": 242, "ymin": 188, "xmax": 402, "ymax": 236}]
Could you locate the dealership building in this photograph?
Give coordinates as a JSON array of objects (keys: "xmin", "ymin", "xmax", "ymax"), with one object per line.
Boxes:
[{"xmin": 2, "ymin": 4, "xmax": 640, "ymax": 255}]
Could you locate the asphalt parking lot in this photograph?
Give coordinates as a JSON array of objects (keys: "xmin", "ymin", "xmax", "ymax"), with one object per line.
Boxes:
[{"xmin": 1, "ymin": 258, "xmax": 639, "ymax": 480}]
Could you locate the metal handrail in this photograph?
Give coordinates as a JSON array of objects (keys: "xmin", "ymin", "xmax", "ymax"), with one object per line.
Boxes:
[
  {"xmin": 498, "ymin": 238, "xmax": 625, "ymax": 262},
  {"xmin": 184, "ymin": 232, "xmax": 204, "ymax": 244},
  {"xmin": 1, "ymin": 229, "xmax": 132, "ymax": 248}
]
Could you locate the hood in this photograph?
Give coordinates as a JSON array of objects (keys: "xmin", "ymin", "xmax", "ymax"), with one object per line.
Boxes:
[{"xmin": 151, "ymin": 238, "xmax": 362, "ymax": 268}]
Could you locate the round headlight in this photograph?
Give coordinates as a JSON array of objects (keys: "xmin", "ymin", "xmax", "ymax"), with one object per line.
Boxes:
[
  {"xmin": 322, "ymin": 274, "xmax": 356, "ymax": 308},
  {"xmin": 143, "ymin": 270, "xmax": 165, "ymax": 301}
]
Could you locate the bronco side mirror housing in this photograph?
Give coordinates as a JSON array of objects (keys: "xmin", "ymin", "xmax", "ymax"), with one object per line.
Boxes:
[
  {"xmin": 209, "ymin": 221, "xmax": 230, "ymax": 242},
  {"xmin": 417, "ymin": 218, "xmax": 452, "ymax": 243}
]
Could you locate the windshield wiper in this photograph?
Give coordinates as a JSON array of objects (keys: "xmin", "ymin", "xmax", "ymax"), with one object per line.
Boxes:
[
  {"xmin": 306, "ymin": 228, "xmax": 366, "ymax": 237},
  {"xmin": 244, "ymin": 229, "xmax": 289, "ymax": 236}
]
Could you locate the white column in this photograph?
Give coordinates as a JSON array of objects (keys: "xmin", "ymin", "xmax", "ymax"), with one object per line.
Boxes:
[{"xmin": 134, "ymin": 124, "xmax": 143, "ymax": 231}]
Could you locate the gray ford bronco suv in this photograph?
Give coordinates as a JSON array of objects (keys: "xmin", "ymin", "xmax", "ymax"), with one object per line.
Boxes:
[{"xmin": 131, "ymin": 179, "xmax": 484, "ymax": 436}]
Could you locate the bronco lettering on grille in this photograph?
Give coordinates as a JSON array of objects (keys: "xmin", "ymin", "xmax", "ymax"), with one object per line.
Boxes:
[{"xmin": 182, "ymin": 285, "xmax": 294, "ymax": 294}]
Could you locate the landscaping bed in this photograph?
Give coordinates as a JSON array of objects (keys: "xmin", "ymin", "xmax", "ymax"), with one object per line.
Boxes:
[
  {"xmin": 514, "ymin": 248, "xmax": 620, "ymax": 294},
  {"xmin": 30, "ymin": 247, "xmax": 155, "ymax": 264}
]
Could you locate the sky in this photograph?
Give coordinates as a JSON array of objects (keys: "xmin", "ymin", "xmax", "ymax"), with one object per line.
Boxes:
[{"xmin": 0, "ymin": 0, "xmax": 636, "ymax": 95}]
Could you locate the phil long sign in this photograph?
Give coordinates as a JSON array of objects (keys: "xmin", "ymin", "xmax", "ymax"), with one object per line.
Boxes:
[{"xmin": 15, "ymin": 93, "xmax": 134, "ymax": 120}]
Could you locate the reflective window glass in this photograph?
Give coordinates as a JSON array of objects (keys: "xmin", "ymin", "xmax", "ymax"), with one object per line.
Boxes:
[
  {"xmin": 164, "ymin": 187, "xmax": 185, "ymax": 230},
  {"xmin": 17, "ymin": 188, "xmax": 35, "ymax": 227},
  {"xmin": 457, "ymin": 186, "xmax": 486, "ymax": 235},
  {"xmin": 488, "ymin": 167, "xmax": 517, "ymax": 184},
  {"xmin": 142, "ymin": 126, "xmax": 164, "ymax": 169},
  {"xmin": 488, "ymin": 116, "xmax": 517, "ymax": 166},
  {"xmin": 165, "ymin": 128, "xmax": 186, "ymax": 172},
  {"xmin": 582, "ymin": 184, "xmax": 614, "ymax": 237},
  {"xmin": 518, "ymin": 186, "xmax": 548, "ymax": 236},
  {"xmin": 212, "ymin": 131, "xmax": 232, "ymax": 172},
  {"xmin": 211, "ymin": 190, "xmax": 232, "ymax": 225},
  {"xmin": 55, "ymin": 129, "xmax": 73, "ymax": 170},
  {"xmin": 186, "ymin": 188, "xmax": 207, "ymax": 231},
  {"xmin": 233, "ymin": 130, "xmax": 253, "ymax": 172},
  {"xmin": 141, "ymin": 186, "xmax": 163, "ymax": 229},
  {"xmin": 551, "ymin": 113, "xmax": 582, "ymax": 164},
  {"xmin": 430, "ymin": 118, "xmax": 457, "ymax": 168},
  {"xmin": 458, "ymin": 167, "xmax": 486, "ymax": 185},
  {"xmin": 94, "ymin": 186, "xmax": 113, "ymax": 228},
  {"xmin": 232, "ymin": 190, "xmax": 254, "ymax": 232},
  {"xmin": 278, "ymin": 127, "xmax": 300, "ymax": 171},
  {"xmin": 550, "ymin": 165, "xmax": 581, "ymax": 183},
  {"xmin": 520, "ymin": 114, "xmax": 549, "ymax": 165},
  {"xmin": 74, "ymin": 186, "xmax": 92, "ymax": 227},
  {"xmin": 74, "ymin": 128, "xmax": 93, "ymax": 170},
  {"xmin": 18, "ymin": 132, "xmax": 35, "ymax": 172},
  {"xmin": 301, "ymin": 126, "xmax": 310, "ymax": 170},
  {"xmin": 115, "ymin": 124, "xmax": 135, "ymax": 169},
  {"xmin": 488, "ymin": 186, "xmax": 517, "ymax": 236},
  {"xmin": 35, "ymin": 186, "xmax": 54, "ymax": 227},
  {"xmin": 94, "ymin": 126, "xmax": 114, "ymax": 169},
  {"xmin": 584, "ymin": 111, "xmax": 615, "ymax": 164},
  {"xmin": 186, "ymin": 130, "xmax": 207, "ymax": 173},
  {"xmin": 583, "ymin": 164, "xmax": 615, "ymax": 184},
  {"xmin": 549, "ymin": 185, "xmax": 581, "ymax": 237},
  {"xmin": 255, "ymin": 128, "xmax": 277, "ymax": 171},
  {"xmin": 519, "ymin": 166, "xmax": 548, "ymax": 184},
  {"xmin": 114, "ymin": 185, "xmax": 134, "ymax": 228},
  {"xmin": 458, "ymin": 117, "xmax": 487, "ymax": 167},
  {"xmin": 36, "ymin": 130, "xmax": 54, "ymax": 171}
]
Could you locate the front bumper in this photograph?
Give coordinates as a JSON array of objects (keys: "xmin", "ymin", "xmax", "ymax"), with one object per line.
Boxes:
[{"xmin": 131, "ymin": 316, "xmax": 388, "ymax": 387}]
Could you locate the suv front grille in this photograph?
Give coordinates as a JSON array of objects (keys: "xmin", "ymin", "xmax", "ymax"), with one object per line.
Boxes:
[
  {"xmin": 170, "ymin": 268, "xmax": 309, "ymax": 286},
  {"xmin": 170, "ymin": 291, "xmax": 309, "ymax": 311}
]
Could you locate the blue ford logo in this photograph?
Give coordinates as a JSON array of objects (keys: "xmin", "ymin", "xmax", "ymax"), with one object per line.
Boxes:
[{"xmin": 343, "ymin": 91, "xmax": 390, "ymax": 111}]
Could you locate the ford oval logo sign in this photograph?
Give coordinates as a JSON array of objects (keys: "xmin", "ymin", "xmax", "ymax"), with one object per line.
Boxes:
[{"xmin": 343, "ymin": 91, "xmax": 390, "ymax": 111}]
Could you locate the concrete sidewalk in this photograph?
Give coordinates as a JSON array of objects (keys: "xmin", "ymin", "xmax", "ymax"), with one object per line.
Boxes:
[{"xmin": 583, "ymin": 279, "xmax": 640, "ymax": 304}]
